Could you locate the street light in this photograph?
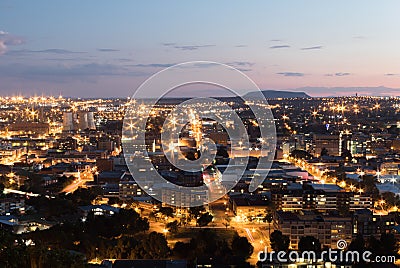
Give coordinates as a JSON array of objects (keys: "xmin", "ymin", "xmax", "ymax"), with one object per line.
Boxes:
[
  {"xmin": 163, "ymin": 228, "xmax": 169, "ymax": 238},
  {"xmin": 349, "ymin": 184, "xmax": 356, "ymax": 191}
]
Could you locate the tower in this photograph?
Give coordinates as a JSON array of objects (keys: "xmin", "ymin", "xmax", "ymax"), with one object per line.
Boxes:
[
  {"xmin": 87, "ymin": 112, "xmax": 96, "ymax": 130},
  {"xmin": 62, "ymin": 112, "xmax": 74, "ymax": 131},
  {"xmin": 78, "ymin": 111, "xmax": 89, "ymax": 130}
]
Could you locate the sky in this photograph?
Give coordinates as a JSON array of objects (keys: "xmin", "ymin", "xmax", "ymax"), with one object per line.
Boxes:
[{"xmin": 0, "ymin": 0, "xmax": 400, "ymax": 97}]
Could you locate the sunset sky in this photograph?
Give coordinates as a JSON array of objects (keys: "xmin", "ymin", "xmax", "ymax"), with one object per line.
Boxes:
[{"xmin": 1, "ymin": 0, "xmax": 400, "ymax": 97}]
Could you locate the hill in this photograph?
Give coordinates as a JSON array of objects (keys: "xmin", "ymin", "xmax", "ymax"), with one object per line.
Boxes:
[{"xmin": 244, "ymin": 90, "xmax": 311, "ymax": 99}]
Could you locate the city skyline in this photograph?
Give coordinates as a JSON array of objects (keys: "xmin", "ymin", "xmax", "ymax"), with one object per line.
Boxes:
[
  {"xmin": 1, "ymin": 2, "xmax": 400, "ymax": 267},
  {"xmin": 1, "ymin": 1, "xmax": 400, "ymax": 97}
]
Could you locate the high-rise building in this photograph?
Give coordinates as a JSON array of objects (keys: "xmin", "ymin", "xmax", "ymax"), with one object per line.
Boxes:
[
  {"xmin": 87, "ymin": 112, "xmax": 96, "ymax": 130},
  {"xmin": 62, "ymin": 111, "xmax": 96, "ymax": 131},
  {"xmin": 78, "ymin": 111, "xmax": 89, "ymax": 130},
  {"xmin": 62, "ymin": 112, "xmax": 74, "ymax": 131}
]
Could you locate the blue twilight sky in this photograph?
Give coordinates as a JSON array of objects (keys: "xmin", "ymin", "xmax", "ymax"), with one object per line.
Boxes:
[{"xmin": 0, "ymin": 0, "xmax": 400, "ymax": 97}]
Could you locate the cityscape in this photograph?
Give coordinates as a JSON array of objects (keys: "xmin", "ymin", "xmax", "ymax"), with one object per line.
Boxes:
[
  {"xmin": 0, "ymin": 93, "xmax": 399, "ymax": 267},
  {"xmin": 1, "ymin": 1, "xmax": 400, "ymax": 268}
]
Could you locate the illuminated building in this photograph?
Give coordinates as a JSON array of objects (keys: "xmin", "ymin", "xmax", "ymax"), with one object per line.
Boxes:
[
  {"xmin": 0, "ymin": 197, "xmax": 25, "ymax": 215},
  {"xmin": 62, "ymin": 112, "xmax": 74, "ymax": 131},
  {"xmin": 231, "ymin": 196, "xmax": 269, "ymax": 219},
  {"xmin": 275, "ymin": 211, "xmax": 352, "ymax": 250},
  {"xmin": 161, "ymin": 187, "xmax": 208, "ymax": 207},
  {"xmin": 62, "ymin": 111, "xmax": 96, "ymax": 131},
  {"xmin": 311, "ymin": 134, "xmax": 340, "ymax": 157},
  {"xmin": 272, "ymin": 183, "xmax": 372, "ymax": 212},
  {"xmin": 7, "ymin": 122, "xmax": 50, "ymax": 135}
]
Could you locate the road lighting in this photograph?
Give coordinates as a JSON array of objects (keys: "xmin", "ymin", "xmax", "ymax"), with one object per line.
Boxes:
[
  {"xmin": 349, "ymin": 184, "xmax": 356, "ymax": 191},
  {"xmin": 376, "ymin": 170, "xmax": 381, "ymax": 182},
  {"xmin": 312, "ymin": 110, "xmax": 318, "ymax": 117},
  {"xmin": 378, "ymin": 200, "xmax": 386, "ymax": 210},
  {"xmin": 163, "ymin": 228, "xmax": 169, "ymax": 238}
]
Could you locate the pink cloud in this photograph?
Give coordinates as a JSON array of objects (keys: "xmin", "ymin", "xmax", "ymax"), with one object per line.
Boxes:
[{"xmin": 0, "ymin": 31, "xmax": 24, "ymax": 55}]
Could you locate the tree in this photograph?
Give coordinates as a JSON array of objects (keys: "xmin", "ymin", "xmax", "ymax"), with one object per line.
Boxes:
[
  {"xmin": 138, "ymin": 232, "xmax": 170, "ymax": 259},
  {"xmin": 381, "ymin": 192, "xmax": 400, "ymax": 207},
  {"xmin": 26, "ymin": 196, "xmax": 77, "ymax": 220},
  {"xmin": 116, "ymin": 208, "xmax": 149, "ymax": 235},
  {"xmin": 263, "ymin": 212, "xmax": 273, "ymax": 235},
  {"xmin": 320, "ymin": 147, "xmax": 329, "ymax": 157},
  {"xmin": 367, "ymin": 236, "xmax": 382, "ymax": 255},
  {"xmin": 380, "ymin": 233, "xmax": 398, "ymax": 256},
  {"xmin": 290, "ymin": 149, "xmax": 312, "ymax": 160},
  {"xmin": 159, "ymin": 207, "xmax": 174, "ymax": 218},
  {"xmin": 231, "ymin": 236, "xmax": 254, "ymax": 260},
  {"xmin": 197, "ymin": 212, "xmax": 213, "ymax": 227},
  {"xmin": 166, "ymin": 220, "xmax": 179, "ymax": 234},
  {"xmin": 189, "ymin": 229, "xmax": 218, "ymax": 259},
  {"xmin": 0, "ymin": 183, "xmax": 4, "ymax": 197},
  {"xmin": 270, "ymin": 230, "xmax": 290, "ymax": 252},
  {"xmin": 215, "ymin": 239, "xmax": 234, "ymax": 265},
  {"xmin": 188, "ymin": 206, "xmax": 204, "ymax": 219},
  {"xmin": 298, "ymin": 236, "xmax": 321, "ymax": 252},
  {"xmin": 65, "ymin": 187, "xmax": 102, "ymax": 205},
  {"xmin": 341, "ymin": 149, "xmax": 352, "ymax": 161},
  {"xmin": 173, "ymin": 229, "xmax": 254, "ymax": 266},
  {"xmin": 29, "ymin": 247, "xmax": 86, "ymax": 268},
  {"xmin": 361, "ymin": 175, "xmax": 380, "ymax": 199},
  {"xmin": 348, "ymin": 234, "xmax": 365, "ymax": 252},
  {"xmin": 173, "ymin": 241, "xmax": 192, "ymax": 259}
]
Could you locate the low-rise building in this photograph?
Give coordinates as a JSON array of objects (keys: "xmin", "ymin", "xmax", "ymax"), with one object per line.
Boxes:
[
  {"xmin": 79, "ymin": 204, "xmax": 120, "ymax": 217},
  {"xmin": 272, "ymin": 183, "xmax": 372, "ymax": 212},
  {"xmin": 119, "ymin": 180, "xmax": 142, "ymax": 200},
  {"xmin": 381, "ymin": 161, "xmax": 400, "ymax": 176},
  {"xmin": 231, "ymin": 195, "xmax": 269, "ymax": 220},
  {"xmin": 98, "ymin": 171, "xmax": 125, "ymax": 184},
  {"xmin": 161, "ymin": 186, "xmax": 208, "ymax": 207},
  {"xmin": 275, "ymin": 211, "xmax": 353, "ymax": 250},
  {"xmin": 0, "ymin": 216, "xmax": 53, "ymax": 234},
  {"xmin": 0, "ymin": 197, "xmax": 25, "ymax": 215}
]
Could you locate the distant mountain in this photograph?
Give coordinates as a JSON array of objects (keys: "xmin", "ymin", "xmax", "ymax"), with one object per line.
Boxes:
[
  {"xmin": 244, "ymin": 90, "xmax": 311, "ymax": 99},
  {"xmin": 244, "ymin": 87, "xmax": 400, "ymax": 98},
  {"xmin": 288, "ymin": 86, "xmax": 400, "ymax": 97}
]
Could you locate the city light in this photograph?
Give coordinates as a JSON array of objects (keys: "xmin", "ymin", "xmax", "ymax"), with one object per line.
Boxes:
[{"xmin": 0, "ymin": 2, "xmax": 400, "ymax": 267}]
